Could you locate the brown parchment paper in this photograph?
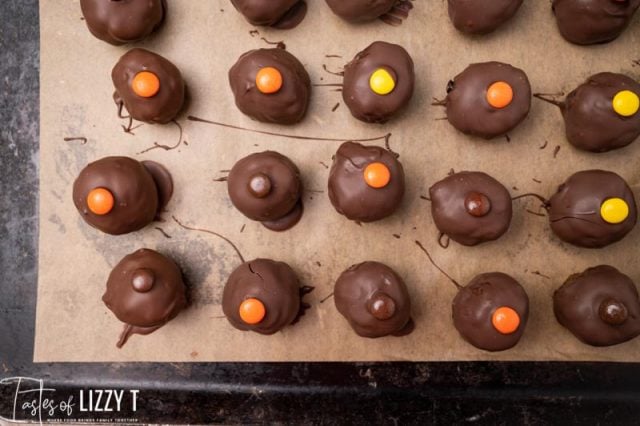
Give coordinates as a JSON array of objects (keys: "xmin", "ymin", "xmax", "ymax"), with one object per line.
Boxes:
[{"xmin": 35, "ymin": 0, "xmax": 640, "ymax": 362}]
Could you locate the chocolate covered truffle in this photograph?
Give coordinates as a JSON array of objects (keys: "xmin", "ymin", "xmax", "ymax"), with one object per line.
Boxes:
[
  {"xmin": 325, "ymin": 0, "xmax": 395, "ymax": 22},
  {"xmin": 73, "ymin": 156, "xmax": 173, "ymax": 235},
  {"xmin": 548, "ymin": 170, "xmax": 637, "ymax": 248},
  {"xmin": 230, "ymin": 0, "xmax": 307, "ymax": 29},
  {"xmin": 453, "ymin": 272, "xmax": 529, "ymax": 352},
  {"xmin": 556, "ymin": 73, "xmax": 640, "ymax": 152},
  {"xmin": 229, "ymin": 48, "xmax": 311, "ymax": 125},
  {"xmin": 103, "ymin": 248, "xmax": 187, "ymax": 348},
  {"xmin": 429, "ymin": 171, "xmax": 512, "ymax": 246},
  {"xmin": 80, "ymin": 0, "xmax": 165, "ymax": 45},
  {"xmin": 447, "ymin": 0, "xmax": 523, "ymax": 35},
  {"xmin": 112, "ymin": 48, "xmax": 186, "ymax": 124},
  {"xmin": 552, "ymin": 0, "xmax": 640, "ymax": 45},
  {"xmin": 342, "ymin": 41, "xmax": 415, "ymax": 124},
  {"xmin": 227, "ymin": 151, "xmax": 303, "ymax": 231},
  {"xmin": 554, "ymin": 265, "xmax": 640, "ymax": 346},
  {"xmin": 334, "ymin": 261, "xmax": 413, "ymax": 338},
  {"xmin": 328, "ymin": 142, "xmax": 405, "ymax": 223},
  {"xmin": 222, "ymin": 258, "xmax": 308, "ymax": 334},
  {"xmin": 445, "ymin": 62, "xmax": 531, "ymax": 139}
]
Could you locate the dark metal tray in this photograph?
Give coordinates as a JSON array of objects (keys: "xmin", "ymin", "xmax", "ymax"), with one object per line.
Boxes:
[{"xmin": 1, "ymin": 1, "xmax": 639, "ymax": 423}]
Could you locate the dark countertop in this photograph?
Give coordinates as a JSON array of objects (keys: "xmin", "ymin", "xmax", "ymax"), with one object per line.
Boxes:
[{"xmin": 1, "ymin": 1, "xmax": 640, "ymax": 424}]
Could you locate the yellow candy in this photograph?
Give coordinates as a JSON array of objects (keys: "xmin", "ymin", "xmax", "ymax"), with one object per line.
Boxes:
[
  {"xmin": 600, "ymin": 198, "xmax": 629, "ymax": 224},
  {"xmin": 369, "ymin": 68, "xmax": 396, "ymax": 95},
  {"xmin": 612, "ymin": 90, "xmax": 639, "ymax": 117}
]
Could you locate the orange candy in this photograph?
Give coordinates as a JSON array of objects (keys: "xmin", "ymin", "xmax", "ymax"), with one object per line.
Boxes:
[
  {"xmin": 239, "ymin": 298, "xmax": 266, "ymax": 324},
  {"xmin": 364, "ymin": 162, "xmax": 391, "ymax": 189},
  {"xmin": 131, "ymin": 71, "xmax": 160, "ymax": 98},
  {"xmin": 492, "ymin": 306, "xmax": 520, "ymax": 335},
  {"xmin": 486, "ymin": 81, "xmax": 514, "ymax": 109},
  {"xmin": 256, "ymin": 67, "xmax": 283, "ymax": 94},
  {"xmin": 87, "ymin": 188, "xmax": 114, "ymax": 215}
]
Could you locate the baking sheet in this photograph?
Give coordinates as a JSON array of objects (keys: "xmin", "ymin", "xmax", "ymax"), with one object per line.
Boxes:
[{"xmin": 35, "ymin": 0, "xmax": 640, "ymax": 362}]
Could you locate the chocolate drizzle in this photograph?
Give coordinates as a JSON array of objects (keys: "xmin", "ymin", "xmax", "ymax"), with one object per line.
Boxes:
[{"xmin": 187, "ymin": 115, "xmax": 392, "ymax": 143}]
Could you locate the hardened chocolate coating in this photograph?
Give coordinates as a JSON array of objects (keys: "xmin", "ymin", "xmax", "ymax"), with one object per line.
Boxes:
[
  {"xmin": 554, "ymin": 265, "xmax": 640, "ymax": 346},
  {"xmin": 222, "ymin": 259, "xmax": 302, "ymax": 334},
  {"xmin": 445, "ymin": 61, "xmax": 531, "ymax": 139},
  {"xmin": 429, "ymin": 171, "xmax": 512, "ymax": 246},
  {"xmin": 548, "ymin": 170, "xmax": 637, "ymax": 248},
  {"xmin": 447, "ymin": 0, "xmax": 523, "ymax": 35},
  {"xmin": 72, "ymin": 156, "xmax": 173, "ymax": 235},
  {"xmin": 328, "ymin": 142, "xmax": 405, "ymax": 222},
  {"xmin": 552, "ymin": 0, "xmax": 640, "ymax": 45},
  {"xmin": 334, "ymin": 261, "xmax": 413, "ymax": 338},
  {"xmin": 112, "ymin": 48, "xmax": 186, "ymax": 124},
  {"xmin": 103, "ymin": 248, "xmax": 187, "ymax": 347},
  {"xmin": 560, "ymin": 73, "xmax": 640, "ymax": 152},
  {"xmin": 229, "ymin": 48, "xmax": 311, "ymax": 124},
  {"xmin": 325, "ymin": 0, "xmax": 395, "ymax": 22},
  {"xmin": 230, "ymin": 0, "xmax": 307, "ymax": 29},
  {"xmin": 227, "ymin": 151, "xmax": 303, "ymax": 231},
  {"xmin": 452, "ymin": 272, "xmax": 529, "ymax": 352},
  {"xmin": 342, "ymin": 41, "xmax": 415, "ymax": 123},
  {"xmin": 80, "ymin": 0, "xmax": 165, "ymax": 45}
]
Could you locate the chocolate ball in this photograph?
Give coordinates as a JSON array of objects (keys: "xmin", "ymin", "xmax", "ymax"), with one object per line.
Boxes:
[
  {"xmin": 222, "ymin": 259, "xmax": 302, "ymax": 334},
  {"xmin": 325, "ymin": 0, "xmax": 395, "ymax": 22},
  {"xmin": 112, "ymin": 48, "xmax": 186, "ymax": 124},
  {"xmin": 80, "ymin": 0, "xmax": 165, "ymax": 45},
  {"xmin": 452, "ymin": 272, "xmax": 529, "ymax": 352},
  {"xmin": 227, "ymin": 151, "xmax": 303, "ymax": 231},
  {"xmin": 334, "ymin": 261, "xmax": 413, "ymax": 338},
  {"xmin": 429, "ymin": 171, "xmax": 512, "ymax": 246},
  {"xmin": 72, "ymin": 156, "xmax": 173, "ymax": 235},
  {"xmin": 548, "ymin": 170, "xmax": 637, "ymax": 248},
  {"xmin": 560, "ymin": 73, "xmax": 640, "ymax": 152},
  {"xmin": 552, "ymin": 0, "xmax": 640, "ymax": 45},
  {"xmin": 230, "ymin": 0, "xmax": 308, "ymax": 29},
  {"xmin": 445, "ymin": 62, "xmax": 531, "ymax": 139},
  {"xmin": 103, "ymin": 249, "xmax": 187, "ymax": 348},
  {"xmin": 229, "ymin": 48, "xmax": 311, "ymax": 125},
  {"xmin": 447, "ymin": 0, "xmax": 524, "ymax": 35},
  {"xmin": 342, "ymin": 41, "xmax": 415, "ymax": 123},
  {"xmin": 554, "ymin": 265, "xmax": 640, "ymax": 346},
  {"xmin": 328, "ymin": 142, "xmax": 405, "ymax": 223}
]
